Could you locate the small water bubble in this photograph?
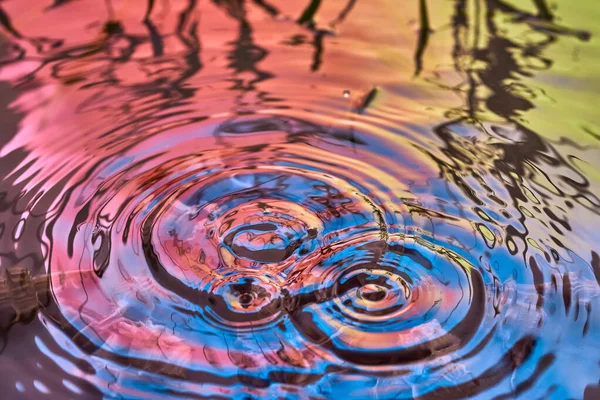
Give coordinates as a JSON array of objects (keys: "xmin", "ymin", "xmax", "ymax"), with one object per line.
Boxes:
[
  {"xmin": 343, "ymin": 90, "xmax": 351, "ymax": 98},
  {"xmin": 239, "ymin": 292, "xmax": 254, "ymax": 307},
  {"xmin": 15, "ymin": 381, "xmax": 25, "ymax": 393}
]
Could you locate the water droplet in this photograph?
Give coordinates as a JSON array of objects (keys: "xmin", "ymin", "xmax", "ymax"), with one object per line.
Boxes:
[{"xmin": 358, "ymin": 284, "xmax": 386, "ymax": 302}]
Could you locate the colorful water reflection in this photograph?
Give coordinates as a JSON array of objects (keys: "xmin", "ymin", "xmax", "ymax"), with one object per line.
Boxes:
[{"xmin": 0, "ymin": 0, "xmax": 599, "ymax": 399}]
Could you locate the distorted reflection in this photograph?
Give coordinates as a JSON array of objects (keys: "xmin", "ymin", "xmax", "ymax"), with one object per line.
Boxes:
[{"xmin": 0, "ymin": 0, "xmax": 599, "ymax": 399}]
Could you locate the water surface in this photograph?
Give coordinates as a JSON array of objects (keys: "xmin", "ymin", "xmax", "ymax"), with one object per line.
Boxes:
[{"xmin": 0, "ymin": 0, "xmax": 599, "ymax": 399}]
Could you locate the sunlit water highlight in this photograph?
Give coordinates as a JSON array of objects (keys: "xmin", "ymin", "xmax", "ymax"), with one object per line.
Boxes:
[{"xmin": 0, "ymin": 0, "xmax": 599, "ymax": 399}]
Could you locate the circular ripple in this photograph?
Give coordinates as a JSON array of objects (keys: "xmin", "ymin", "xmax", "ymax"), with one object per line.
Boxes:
[
  {"xmin": 203, "ymin": 273, "xmax": 284, "ymax": 330},
  {"xmin": 38, "ymin": 115, "xmax": 584, "ymax": 400},
  {"xmin": 286, "ymin": 234, "xmax": 486, "ymax": 365},
  {"xmin": 2, "ymin": 0, "xmax": 598, "ymax": 395},
  {"xmin": 49, "ymin": 117, "xmax": 410, "ymax": 376}
]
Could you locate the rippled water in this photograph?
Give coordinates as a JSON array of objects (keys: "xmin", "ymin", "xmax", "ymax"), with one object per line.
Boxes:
[{"xmin": 1, "ymin": 0, "xmax": 600, "ymax": 399}]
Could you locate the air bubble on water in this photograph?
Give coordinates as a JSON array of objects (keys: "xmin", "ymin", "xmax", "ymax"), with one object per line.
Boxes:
[{"xmin": 343, "ymin": 90, "xmax": 351, "ymax": 98}]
